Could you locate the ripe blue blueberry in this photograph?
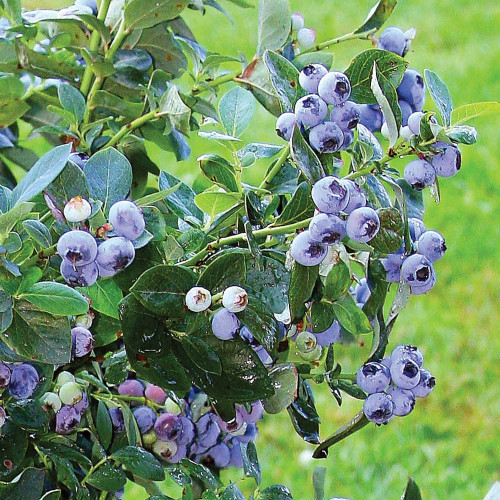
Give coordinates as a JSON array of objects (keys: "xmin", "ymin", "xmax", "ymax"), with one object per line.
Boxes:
[
  {"xmin": 358, "ymin": 104, "xmax": 383, "ymax": 132},
  {"xmin": 97, "ymin": 263, "xmax": 117, "ymax": 278},
  {"xmin": 195, "ymin": 414, "xmax": 221, "ymax": 452},
  {"xmin": 431, "ymin": 142, "xmax": 462, "ymax": 178},
  {"xmin": 399, "ymin": 99, "xmax": 413, "ymax": 126},
  {"xmin": 75, "ymin": 0, "xmax": 98, "ymax": 15},
  {"xmin": 294, "ymin": 94, "xmax": 328, "ymax": 128},
  {"xmin": 411, "ymin": 368, "xmax": 436, "ymax": 398},
  {"xmin": 290, "ymin": 230, "xmax": 328, "ymax": 267},
  {"xmin": 407, "ymin": 111, "xmax": 424, "ymax": 135},
  {"xmin": 299, "ymin": 64, "xmax": 328, "ymax": 93},
  {"xmin": 377, "ymin": 26, "xmax": 407, "ymax": 56},
  {"xmin": 254, "ymin": 345, "xmax": 274, "ymax": 366},
  {"xmin": 391, "ymin": 345, "xmax": 424, "ymax": 367},
  {"xmin": 341, "ymin": 129, "xmax": 354, "ymax": 149},
  {"xmin": 239, "ymin": 401, "xmax": 264, "ymax": 424},
  {"xmin": 228, "ymin": 440, "xmax": 243, "ymax": 468},
  {"xmin": 308, "ymin": 213, "xmax": 346, "ymax": 244},
  {"xmin": 309, "ymin": 122, "xmax": 344, "ymax": 153},
  {"xmin": 145, "ymin": 384, "xmax": 167, "ymax": 404},
  {"xmin": 276, "ymin": 112, "xmax": 297, "ymax": 141},
  {"xmin": 329, "ymin": 101, "xmax": 360, "ymax": 131},
  {"xmin": 177, "ymin": 416, "xmax": 195, "ymax": 446},
  {"xmin": 318, "ymin": 71, "xmax": 351, "ymax": 105},
  {"xmin": 57, "ymin": 230, "xmax": 98, "ymax": 266},
  {"xmin": 68, "ymin": 152, "xmax": 89, "ymax": 169},
  {"xmin": 401, "ymin": 253, "xmax": 435, "ymax": 290},
  {"xmin": 154, "ymin": 412, "xmax": 181, "ymax": 441},
  {"xmin": 408, "ymin": 217, "xmax": 426, "ymax": 242},
  {"xmin": 204, "ymin": 443, "xmax": 231, "ymax": 468},
  {"xmin": 356, "ymin": 362, "xmax": 391, "ymax": 394},
  {"xmin": 404, "ymin": 159, "xmax": 436, "ymax": 190},
  {"xmin": 238, "ymin": 422, "xmax": 258, "ymax": 443},
  {"xmin": 311, "ymin": 176, "xmax": 349, "ymax": 214},
  {"xmin": 417, "ymin": 230, "xmax": 446, "ymax": 262},
  {"xmin": 0, "ymin": 363, "xmax": 11, "ymax": 387},
  {"xmin": 211, "ymin": 307, "xmax": 240, "ymax": 340},
  {"xmin": 56, "ymin": 405, "xmax": 82, "ymax": 434},
  {"xmin": 297, "ymin": 27, "xmax": 316, "ymax": 48},
  {"xmin": 314, "ymin": 319, "xmax": 341, "ymax": 346},
  {"xmin": 96, "ymin": 237, "xmax": 135, "ymax": 272},
  {"xmin": 9, "ymin": 363, "xmax": 39, "ymax": 399},
  {"xmin": 390, "ymin": 358, "xmax": 421, "ymax": 389},
  {"xmin": 109, "ymin": 407, "xmax": 125, "ymax": 433},
  {"xmin": 340, "ymin": 179, "xmax": 366, "ymax": 214},
  {"xmin": 60, "ymin": 260, "xmax": 98, "ymax": 288},
  {"xmin": 239, "ymin": 325, "xmax": 258, "ymax": 346},
  {"xmin": 346, "ymin": 207, "xmax": 380, "ymax": 243},
  {"xmin": 386, "ymin": 386, "xmax": 415, "ymax": 416},
  {"xmin": 118, "ymin": 379, "xmax": 144, "ymax": 398},
  {"xmin": 74, "ymin": 392, "xmax": 89, "ymax": 413},
  {"xmin": 109, "ymin": 200, "xmax": 146, "ymax": 241},
  {"xmin": 381, "ymin": 252, "xmax": 404, "ymax": 283},
  {"xmin": 133, "ymin": 406, "xmax": 157, "ymax": 434},
  {"xmin": 71, "ymin": 326, "xmax": 94, "ymax": 357},
  {"xmin": 354, "ymin": 278, "xmax": 371, "ymax": 305},
  {"xmin": 397, "ymin": 69, "xmax": 425, "ymax": 111},
  {"xmin": 363, "ymin": 392, "xmax": 395, "ymax": 425}
]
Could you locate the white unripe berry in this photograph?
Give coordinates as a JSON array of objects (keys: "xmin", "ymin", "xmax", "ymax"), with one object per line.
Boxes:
[
  {"xmin": 291, "ymin": 12, "xmax": 305, "ymax": 31},
  {"xmin": 222, "ymin": 286, "xmax": 248, "ymax": 313},
  {"xmin": 185, "ymin": 287, "xmax": 212, "ymax": 313},
  {"xmin": 297, "ymin": 27, "xmax": 316, "ymax": 48},
  {"xmin": 64, "ymin": 196, "xmax": 92, "ymax": 223}
]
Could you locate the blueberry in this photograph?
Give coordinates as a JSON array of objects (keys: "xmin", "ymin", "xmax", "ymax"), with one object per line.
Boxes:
[
  {"xmin": 381, "ymin": 251, "xmax": 405, "ymax": 283},
  {"xmin": 399, "ymin": 99, "xmax": 413, "ymax": 126},
  {"xmin": 60, "ymin": 260, "xmax": 98, "ymax": 288},
  {"xmin": 407, "ymin": 111, "xmax": 425, "ymax": 135},
  {"xmin": 357, "ymin": 362, "xmax": 391, "ymax": 394},
  {"xmin": 431, "ymin": 142, "xmax": 461, "ymax": 178},
  {"xmin": 211, "ymin": 307, "xmax": 240, "ymax": 340},
  {"xmin": 41, "ymin": 392, "xmax": 62, "ymax": 412},
  {"xmin": 108, "ymin": 407, "xmax": 125, "ymax": 432},
  {"xmin": 401, "ymin": 253, "xmax": 435, "ymax": 289},
  {"xmin": 97, "ymin": 263, "xmax": 118, "ymax": 278},
  {"xmin": 74, "ymin": 392, "xmax": 89, "ymax": 413},
  {"xmin": 64, "ymin": 197, "xmax": 92, "ymax": 223},
  {"xmin": 299, "ymin": 343, "xmax": 322, "ymax": 361},
  {"xmin": 168, "ymin": 443, "xmax": 188, "ymax": 463},
  {"xmin": 330, "ymin": 101, "xmax": 360, "ymax": 131},
  {"xmin": 417, "ymin": 230, "xmax": 446, "ymax": 262},
  {"xmin": 195, "ymin": 414, "xmax": 221, "ymax": 452},
  {"xmin": 228, "ymin": 440, "xmax": 243, "ymax": 468},
  {"xmin": 290, "ymin": 230, "xmax": 328, "ymax": 267},
  {"xmin": 71, "ymin": 326, "xmax": 94, "ymax": 357},
  {"xmin": 397, "ymin": 69, "xmax": 425, "ymax": 111},
  {"xmin": 177, "ymin": 416, "xmax": 195, "ymax": 446},
  {"xmin": 404, "ymin": 159, "xmax": 436, "ymax": 190},
  {"xmin": 69, "ymin": 152, "xmax": 89, "ymax": 169},
  {"xmin": 314, "ymin": 320, "xmax": 341, "ymax": 346},
  {"xmin": 341, "ymin": 129, "xmax": 354, "ymax": 149},
  {"xmin": 346, "ymin": 207, "xmax": 380, "ymax": 243},
  {"xmin": 185, "ymin": 286, "xmax": 212, "ymax": 313},
  {"xmin": 133, "ymin": 406, "xmax": 157, "ymax": 434},
  {"xmin": 57, "ymin": 230, "xmax": 98, "ymax": 266},
  {"xmin": 0, "ymin": 363, "xmax": 11, "ymax": 388},
  {"xmin": 390, "ymin": 358, "xmax": 421, "ymax": 389},
  {"xmin": 358, "ymin": 104, "xmax": 383, "ymax": 132},
  {"xmin": 311, "ymin": 176, "xmax": 349, "ymax": 214},
  {"xmin": 354, "ymin": 278, "xmax": 371, "ymax": 304},
  {"xmin": 145, "ymin": 384, "xmax": 167, "ymax": 404},
  {"xmin": 152, "ymin": 440, "xmax": 178, "ymax": 461},
  {"xmin": 59, "ymin": 382, "xmax": 83, "ymax": 405},
  {"xmin": 297, "ymin": 27, "xmax": 316, "ymax": 48},
  {"xmin": 276, "ymin": 112, "xmax": 297, "ymax": 141},
  {"xmin": 239, "ymin": 326, "xmax": 258, "ymax": 346},
  {"xmin": 291, "ymin": 12, "xmax": 305, "ymax": 31},
  {"xmin": 109, "ymin": 201, "xmax": 145, "ymax": 241},
  {"xmin": 222, "ymin": 286, "xmax": 248, "ymax": 313},
  {"xmin": 340, "ymin": 179, "xmax": 366, "ymax": 214},
  {"xmin": 363, "ymin": 392, "xmax": 395, "ymax": 425},
  {"xmin": 238, "ymin": 401, "xmax": 264, "ymax": 424},
  {"xmin": 386, "ymin": 386, "xmax": 415, "ymax": 416},
  {"xmin": 318, "ymin": 71, "xmax": 351, "ymax": 105},
  {"xmin": 411, "ymin": 368, "xmax": 436, "ymax": 398},
  {"xmin": 96, "ymin": 237, "xmax": 135, "ymax": 272},
  {"xmin": 9, "ymin": 363, "xmax": 39, "ymax": 399},
  {"xmin": 142, "ymin": 430, "xmax": 157, "ymax": 446},
  {"xmin": 56, "ymin": 405, "xmax": 82, "ymax": 434},
  {"xmin": 254, "ymin": 345, "xmax": 274, "ymax": 366},
  {"xmin": 299, "ymin": 64, "xmax": 329, "ymax": 93},
  {"xmin": 381, "ymin": 357, "xmax": 392, "ymax": 369},
  {"xmin": 0, "ymin": 406, "xmax": 6, "ymax": 428},
  {"xmin": 204, "ymin": 443, "xmax": 231, "ymax": 468},
  {"xmin": 408, "ymin": 218, "xmax": 426, "ymax": 242},
  {"xmin": 390, "ymin": 345, "xmax": 424, "ymax": 367},
  {"xmin": 308, "ymin": 213, "xmax": 346, "ymax": 245},
  {"xmin": 238, "ymin": 422, "xmax": 258, "ymax": 443},
  {"xmin": 154, "ymin": 413, "xmax": 181, "ymax": 441},
  {"xmin": 309, "ymin": 122, "xmax": 344, "ymax": 153},
  {"xmin": 296, "ymin": 331, "xmax": 317, "ymax": 354},
  {"xmin": 57, "ymin": 371, "xmax": 75, "ymax": 386},
  {"xmin": 118, "ymin": 379, "xmax": 144, "ymax": 398},
  {"xmin": 294, "ymin": 94, "xmax": 328, "ymax": 128},
  {"xmin": 377, "ymin": 26, "xmax": 407, "ymax": 56},
  {"xmin": 75, "ymin": 0, "xmax": 98, "ymax": 15},
  {"xmin": 216, "ymin": 410, "xmax": 245, "ymax": 434}
]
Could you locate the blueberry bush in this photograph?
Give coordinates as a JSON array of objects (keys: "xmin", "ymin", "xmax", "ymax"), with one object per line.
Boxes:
[{"xmin": 0, "ymin": 0, "xmax": 498, "ymax": 498}]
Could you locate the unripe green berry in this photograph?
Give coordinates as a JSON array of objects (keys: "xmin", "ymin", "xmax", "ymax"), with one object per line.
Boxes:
[
  {"xmin": 41, "ymin": 392, "xmax": 62, "ymax": 412},
  {"xmin": 164, "ymin": 398, "xmax": 181, "ymax": 415},
  {"xmin": 59, "ymin": 382, "xmax": 83, "ymax": 405},
  {"xmin": 56, "ymin": 371, "xmax": 75, "ymax": 386},
  {"xmin": 296, "ymin": 331, "xmax": 317, "ymax": 354},
  {"xmin": 142, "ymin": 430, "xmax": 158, "ymax": 446},
  {"xmin": 299, "ymin": 344, "xmax": 323, "ymax": 362}
]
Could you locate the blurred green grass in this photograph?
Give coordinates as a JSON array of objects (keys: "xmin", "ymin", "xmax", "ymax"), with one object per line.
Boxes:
[{"xmin": 21, "ymin": 0, "xmax": 500, "ymax": 498}]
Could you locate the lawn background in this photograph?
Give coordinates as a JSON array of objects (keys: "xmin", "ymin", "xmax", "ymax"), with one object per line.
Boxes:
[{"xmin": 20, "ymin": 0, "xmax": 500, "ymax": 498}]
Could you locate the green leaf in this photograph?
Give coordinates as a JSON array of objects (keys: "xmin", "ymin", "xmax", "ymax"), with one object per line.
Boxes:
[
  {"xmin": 195, "ymin": 191, "xmax": 241, "ymax": 218},
  {"xmin": 0, "ymin": 99, "xmax": 30, "ymax": 127},
  {"xmin": 5, "ymin": 399, "xmax": 48, "ymax": 431},
  {"xmin": 446, "ymin": 125, "xmax": 478, "ymax": 145},
  {"xmin": 11, "ymin": 144, "xmax": 71, "ymax": 206},
  {"xmin": 288, "ymin": 262, "xmax": 318, "ymax": 320},
  {"xmin": 84, "ymin": 148, "xmax": 133, "ymax": 215},
  {"xmin": 0, "ymin": 75, "xmax": 25, "ymax": 100},
  {"xmin": 20, "ymin": 282, "xmax": 89, "ymax": 316},
  {"xmin": 395, "ymin": 179, "xmax": 424, "ymax": 219},
  {"xmin": 219, "ymin": 86, "xmax": 255, "ymax": 138},
  {"xmin": 0, "ymin": 467, "xmax": 44, "ymax": 499},
  {"xmin": 290, "ymin": 127, "xmax": 325, "ymax": 183},
  {"xmin": 240, "ymin": 441, "xmax": 261, "ymax": 485},
  {"xmin": 324, "ymin": 259, "xmax": 351, "ymax": 302},
  {"xmin": 45, "ymin": 160, "xmax": 89, "ymax": 208},
  {"xmin": 402, "ymin": 477, "xmax": 422, "ymax": 500},
  {"xmin": 353, "ymin": 0, "xmax": 398, "ymax": 34},
  {"xmin": 240, "ymin": 301, "xmax": 280, "ymax": 354},
  {"xmin": 198, "ymin": 154, "xmax": 239, "ymax": 192},
  {"xmin": 275, "ymin": 181, "xmax": 315, "ymax": 226},
  {"xmin": 96, "ymin": 401, "xmax": 113, "ymax": 450},
  {"xmin": 7, "ymin": 300, "xmax": 71, "ymax": 364},
  {"xmin": 332, "ymin": 294, "xmax": 373, "ymax": 335},
  {"xmin": 344, "ymin": 49, "xmax": 407, "ymax": 104},
  {"xmin": 197, "ymin": 250, "xmax": 247, "ymax": 293},
  {"xmin": 21, "ymin": 220, "xmax": 52, "ymax": 247},
  {"xmin": 131, "ymin": 265, "xmax": 196, "ymax": 317},
  {"xmin": 86, "ymin": 462, "xmax": 127, "ymax": 492},
  {"xmin": 92, "ymin": 90, "xmax": 143, "ymax": 121},
  {"xmin": 256, "ymin": 0, "xmax": 290, "ymax": 56},
  {"xmin": 0, "ymin": 203, "xmax": 34, "ymax": 236},
  {"xmin": 313, "ymin": 466, "xmax": 326, "ymax": 500},
  {"xmin": 158, "ymin": 85, "xmax": 191, "ymax": 136},
  {"xmin": 58, "ymin": 83, "xmax": 85, "ymax": 124},
  {"xmin": 287, "ymin": 380, "xmax": 320, "ymax": 444},
  {"xmin": 451, "ymin": 101, "xmax": 500, "ymax": 125},
  {"xmin": 264, "ymin": 50, "xmax": 305, "ymax": 112},
  {"xmin": 179, "ymin": 459, "xmax": 217, "ymax": 491},
  {"xmin": 220, "ymin": 484, "xmax": 246, "ymax": 500},
  {"xmin": 0, "ymin": 421, "xmax": 28, "ymax": 478},
  {"xmin": 124, "ymin": 0, "xmax": 189, "ymax": 30},
  {"xmin": 260, "ymin": 485, "xmax": 293, "ymax": 500},
  {"xmin": 262, "ymin": 362, "xmax": 298, "ymax": 414},
  {"xmin": 424, "ymin": 69, "xmax": 453, "ymax": 126},
  {"xmin": 112, "ymin": 446, "xmax": 165, "ymax": 481},
  {"xmin": 369, "ymin": 207, "xmax": 404, "ymax": 253},
  {"xmin": 183, "ymin": 332, "xmax": 222, "ymax": 375}
]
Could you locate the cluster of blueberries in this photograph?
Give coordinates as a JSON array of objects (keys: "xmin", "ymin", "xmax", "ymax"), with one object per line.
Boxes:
[
  {"xmin": 57, "ymin": 199, "xmax": 145, "ymax": 287},
  {"xmin": 110, "ymin": 381, "xmax": 262, "ymax": 469},
  {"xmin": 358, "ymin": 344, "xmax": 435, "ymax": 425}
]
